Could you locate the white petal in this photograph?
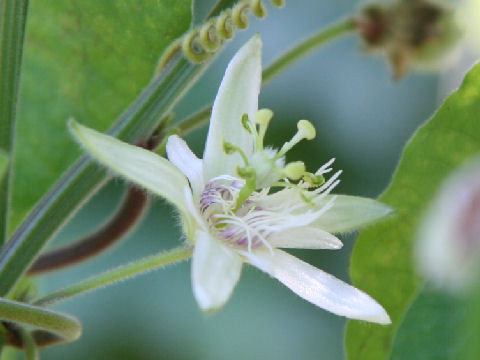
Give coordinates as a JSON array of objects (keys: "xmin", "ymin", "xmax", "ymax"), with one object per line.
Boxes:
[
  {"xmin": 192, "ymin": 231, "xmax": 243, "ymax": 311},
  {"xmin": 311, "ymin": 195, "xmax": 393, "ymax": 233},
  {"xmin": 69, "ymin": 120, "xmax": 190, "ymax": 215},
  {"xmin": 203, "ymin": 35, "xmax": 262, "ymax": 180},
  {"xmin": 269, "ymin": 226, "xmax": 343, "ymax": 249},
  {"xmin": 244, "ymin": 249, "xmax": 391, "ymax": 324},
  {"xmin": 166, "ymin": 135, "xmax": 204, "ymax": 199}
]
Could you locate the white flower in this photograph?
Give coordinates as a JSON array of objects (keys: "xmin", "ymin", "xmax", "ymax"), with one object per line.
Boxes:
[
  {"xmin": 70, "ymin": 35, "xmax": 392, "ymax": 324},
  {"xmin": 417, "ymin": 155, "xmax": 480, "ymax": 292}
]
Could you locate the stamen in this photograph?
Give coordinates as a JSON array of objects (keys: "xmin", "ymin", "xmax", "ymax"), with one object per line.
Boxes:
[
  {"xmin": 276, "ymin": 120, "xmax": 316, "ymax": 158},
  {"xmin": 222, "ymin": 138, "xmax": 249, "ymax": 166},
  {"xmin": 284, "ymin": 161, "xmax": 306, "ymax": 180},
  {"xmin": 241, "ymin": 113, "xmax": 257, "ymax": 136},
  {"xmin": 254, "ymin": 108, "xmax": 273, "ymax": 150}
]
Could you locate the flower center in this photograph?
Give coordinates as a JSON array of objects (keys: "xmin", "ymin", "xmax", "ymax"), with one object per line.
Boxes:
[{"xmin": 199, "ymin": 176, "xmax": 272, "ymax": 251}]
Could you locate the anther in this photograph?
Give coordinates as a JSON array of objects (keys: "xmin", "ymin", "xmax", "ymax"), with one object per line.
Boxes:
[
  {"xmin": 254, "ymin": 109, "xmax": 273, "ymax": 127},
  {"xmin": 276, "ymin": 119, "xmax": 317, "ymax": 158},
  {"xmin": 284, "ymin": 161, "xmax": 306, "ymax": 180},
  {"xmin": 303, "ymin": 173, "xmax": 325, "ymax": 187},
  {"xmin": 241, "ymin": 113, "xmax": 257, "ymax": 135},
  {"xmin": 254, "ymin": 108, "xmax": 273, "ymax": 150},
  {"xmin": 222, "ymin": 138, "xmax": 249, "ymax": 165},
  {"xmin": 297, "ymin": 120, "xmax": 316, "ymax": 140}
]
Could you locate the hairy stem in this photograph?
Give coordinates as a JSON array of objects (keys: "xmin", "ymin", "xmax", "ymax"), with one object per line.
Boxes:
[
  {"xmin": 34, "ymin": 247, "xmax": 192, "ymax": 307},
  {"xmin": 0, "ymin": 298, "xmax": 81, "ymax": 347}
]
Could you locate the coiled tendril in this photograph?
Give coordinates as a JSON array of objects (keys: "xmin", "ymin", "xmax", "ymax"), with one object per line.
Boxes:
[{"xmin": 182, "ymin": 0, "xmax": 285, "ymax": 63}]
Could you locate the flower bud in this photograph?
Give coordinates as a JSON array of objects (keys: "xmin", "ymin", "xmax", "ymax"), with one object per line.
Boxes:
[
  {"xmin": 417, "ymin": 155, "xmax": 480, "ymax": 292},
  {"xmin": 357, "ymin": 0, "xmax": 462, "ymax": 79}
]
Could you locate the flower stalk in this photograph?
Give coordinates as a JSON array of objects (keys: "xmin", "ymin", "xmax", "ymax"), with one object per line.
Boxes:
[{"xmin": 33, "ymin": 247, "xmax": 192, "ymax": 307}]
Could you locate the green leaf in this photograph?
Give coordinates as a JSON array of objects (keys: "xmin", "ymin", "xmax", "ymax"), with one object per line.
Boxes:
[
  {"xmin": 389, "ymin": 285, "xmax": 467, "ymax": 360},
  {"xmin": 0, "ymin": 152, "xmax": 8, "ymax": 181},
  {"xmin": 0, "ymin": 0, "xmax": 29, "ymax": 244},
  {"xmin": 345, "ymin": 62, "xmax": 480, "ymax": 359},
  {"xmin": 10, "ymin": 0, "xmax": 192, "ymax": 231}
]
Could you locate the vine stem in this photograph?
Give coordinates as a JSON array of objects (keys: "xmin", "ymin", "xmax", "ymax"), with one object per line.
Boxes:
[
  {"xmin": 27, "ymin": 186, "xmax": 149, "ymax": 275},
  {"xmin": 0, "ymin": 298, "xmax": 81, "ymax": 345},
  {"xmin": 175, "ymin": 17, "xmax": 357, "ymax": 137},
  {"xmin": 33, "ymin": 246, "xmax": 193, "ymax": 307},
  {"xmin": 0, "ymin": 0, "xmax": 29, "ymax": 245}
]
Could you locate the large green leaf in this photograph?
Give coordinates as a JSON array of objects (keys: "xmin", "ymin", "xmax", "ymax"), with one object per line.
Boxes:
[
  {"xmin": 389, "ymin": 285, "xmax": 467, "ymax": 360},
  {"xmin": 345, "ymin": 62, "xmax": 480, "ymax": 359},
  {"xmin": 0, "ymin": 151, "xmax": 8, "ymax": 181},
  {"xmin": 10, "ymin": 0, "xmax": 191, "ymax": 231}
]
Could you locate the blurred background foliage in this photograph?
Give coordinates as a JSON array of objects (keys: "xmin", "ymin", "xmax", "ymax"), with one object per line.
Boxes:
[{"xmin": 7, "ymin": 0, "xmax": 477, "ymax": 359}]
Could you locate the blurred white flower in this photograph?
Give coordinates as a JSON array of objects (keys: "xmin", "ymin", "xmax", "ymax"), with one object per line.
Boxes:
[
  {"xmin": 417, "ymin": 155, "xmax": 480, "ymax": 292},
  {"xmin": 70, "ymin": 35, "xmax": 392, "ymax": 324}
]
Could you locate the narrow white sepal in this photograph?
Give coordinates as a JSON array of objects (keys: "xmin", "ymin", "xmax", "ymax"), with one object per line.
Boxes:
[
  {"xmin": 311, "ymin": 195, "xmax": 394, "ymax": 233},
  {"xmin": 245, "ymin": 249, "xmax": 391, "ymax": 324},
  {"xmin": 192, "ymin": 231, "xmax": 243, "ymax": 311},
  {"xmin": 69, "ymin": 120, "xmax": 190, "ymax": 216},
  {"xmin": 166, "ymin": 135, "xmax": 204, "ymax": 199},
  {"xmin": 269, "ymin": 226, "xmax": 343, "ymax": 249},
  {"xmin": 203, "ymin": 34, "xmax": 262, "ymax": 181}
]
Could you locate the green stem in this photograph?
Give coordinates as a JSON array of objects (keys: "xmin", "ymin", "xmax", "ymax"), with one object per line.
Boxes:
[
  {"xmin": 19, "ymin": 329, "xmax": 38, "ymax": 360},
  {"xmin": 0, "ymin": 0, "xmax": 29, "ymax": 245},
  {"xmin": 262, "ymin": 17, "xmax": 356, "ymax": 85},
  {"xmin": 0, "ymin": 298, "xmax": 81, "ymax": 344},
  {"xmin": 176, "ymin": 18, "xmax": 356, "ymax": 137},
  {"xmin": 33, "ymin": 247, "xmax": 192, "ymax": 307}
]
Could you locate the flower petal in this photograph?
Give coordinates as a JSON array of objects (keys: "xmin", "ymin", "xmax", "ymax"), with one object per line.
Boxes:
[
  {"xmin": 166, "ymin": 135, "xmax": 204, "ymax": 199},
  {"xmin": 192, "ymin": 231, "xmax": 243, "ymax": 311},
  {"xmin": 244, "ymin": 249, "xmax": 391, "ymax": 324},
  {"xmin": 69, "ymin": 120, "xmax": 190, "ymax": 215},
  {"xmin": 203, "ymin": 35, "xmax": 262, "ymax": 180},
  {"xmin": 269, "ymin": 226, "xmax": 343, "ymax": 249},
  {"xmin": 311, "ymin": 195, "xmax": 393, "ymax": 233}
]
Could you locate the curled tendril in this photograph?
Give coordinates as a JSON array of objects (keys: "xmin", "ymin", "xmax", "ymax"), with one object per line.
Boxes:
[
  {"xmin": 182, "ymin": 28, "xmax": 211, "ymax": 63},
  {"xmin": 232, "ymin": 2, "xmax": 251, "ymax": 29},
  {"xmin": 216, "ymin": 9, "xmax": 234, "ymax": 39},
  {"xmin": 182, "ymin": 0, "xmax": 285, "ymax": 63},
  {"xmin": 200, "ymin": 19, "xmax": 222, "ymax": 52}
]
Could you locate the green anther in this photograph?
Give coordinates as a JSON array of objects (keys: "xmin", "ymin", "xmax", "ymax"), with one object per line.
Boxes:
[
  {"xmin": 254, "ymin": 108, "xmax": 273, "ymax": 127},
  {"xmin": 222, "ymin": 138, "xmax": 236, "ymax": 154},
  {"xmin": 276, "ymin": 119, "xmax": 318, "ymax": 159},
  {"xmin": 303, "ymin": 173, "xmax": 325, "ymax": 187},
  {"xmin": 297, "ymin": 120, "xmax": 316, "ymax": 140},
  {"xmin": 222, "ymin": 138, "xmax": 249, "ymax": 165},
  {"xmin": 254, "ymin": 109, "xmax": 274, "ymax": 151},
  {"xmin": 241, "ymin": 113, "xmax": 255, "ymax": 134},
  {"xmin": 284, "ymin": 161, "xmax": 306, "ymax": 180}
]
